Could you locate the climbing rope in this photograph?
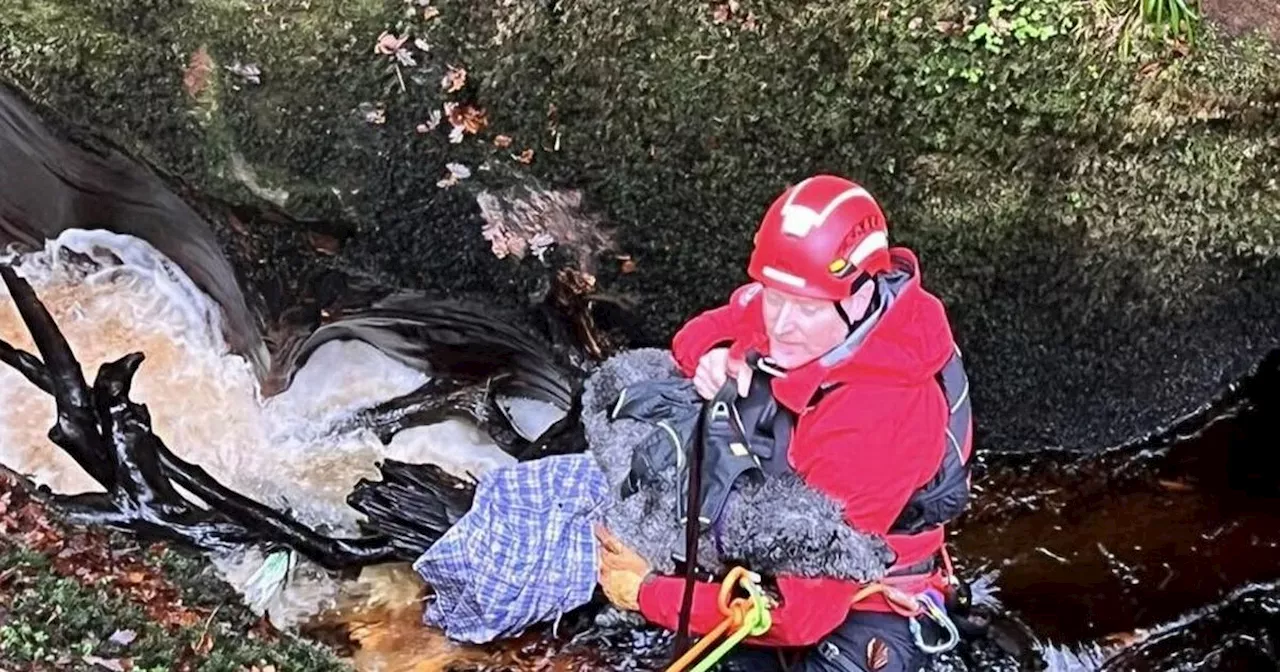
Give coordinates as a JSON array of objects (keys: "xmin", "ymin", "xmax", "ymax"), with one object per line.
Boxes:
[{"xmin": 663, "ymin": 567, "xmax": 773, "ymax": 672}]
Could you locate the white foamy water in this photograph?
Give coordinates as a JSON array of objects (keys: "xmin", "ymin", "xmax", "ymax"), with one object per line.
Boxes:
[{"xmin": 0, "ymin": 229, "xmax": 515, "ymax": 625}]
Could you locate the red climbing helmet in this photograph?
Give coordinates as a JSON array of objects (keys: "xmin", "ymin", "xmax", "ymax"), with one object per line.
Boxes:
[{"xmin": 747, "ymin": 175, "xmax": 892, "ymax": 301}]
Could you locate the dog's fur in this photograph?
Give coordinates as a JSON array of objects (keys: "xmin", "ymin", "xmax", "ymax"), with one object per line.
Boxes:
[{"xmin": 583, "ymin": 348, "xmax": 895, "ymax": 582}]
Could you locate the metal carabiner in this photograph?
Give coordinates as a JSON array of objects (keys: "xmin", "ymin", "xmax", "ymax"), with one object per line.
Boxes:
[{"xmin": 908, "ymin": 594, "xmax": 961, "ymax": 655}]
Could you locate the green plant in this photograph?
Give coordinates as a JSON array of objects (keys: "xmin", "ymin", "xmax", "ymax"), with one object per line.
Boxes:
[
  {"xmin": 1095, "ymin": 0, "xmax": 1201, "ymax": 55},
  {"xmin": 968, "ymin": 0, "xmax": 1065, "ymax": 54}
]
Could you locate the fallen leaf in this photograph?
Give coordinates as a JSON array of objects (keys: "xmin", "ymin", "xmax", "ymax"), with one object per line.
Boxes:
[
  {"xmin": 514, "ymin": 148, "xmax": 534, "ymax": 164},
  {"xmin": 445, "ymin": 102, "xmax": 488, "ymax": 134},
  {"xmin": 414, "ymin": 38, "xmax": 431, "ymax": 52},
  {"xmin": 1158, "ymin": 479, "xmax": 1194, "ymax": 492},
  {"xmin": 441, "ymin": 65, "xmax": 467, "ymax": 92},
  {"xmin": 224, "ymin": 62, "xmax": 261, "ymax": 85},
  {"xmin": 619, "ymin": 256, "xmax": 637, "ymax": 273},
  {"xmin": 108, "ymin": 629, "xmax": 138, "ymax": 647},
  {"xmin": 82, "ymin": 656, "xmax": 127, "ymax": 672},
  {"xmin": 437, "ymin": 162, "xmax": 472, "ymax": 188},
  {"xmin": 423, "ymin": 6, "xmax": 441, "ymax": 20},
  {"xmin": 183, "ymin": 46, "xmax": 214, "ymax": 98},
  {"xmin": 374, "ymin": 31, "xmax": 409, "ymax": 55},
  {"xmin": 125, "ymin": 571, "xmax": 146, "ymax": 585},
  {"xmin": 493, "ymin": 134, "xmax": 513, "ymax": 148},
  {"xmin": 395, "ymin": 48, "xmax": 417, "ymax": 67},
  {"xmin": 712, "ymin": 3, "xmax": 731, "ymax": 23},
  {"xmin": 416, "ymin": 109, "xmax": 443, "ymax": 134},
  {"xmin": 359, "ymin": 102, "xmax": 387, "ymax": 125},
  {"xmin": 193, "ymin": 630, "xmax": 215, "ymax": 656},
  {"xmin": 307, "ymin": 231, "xmax": 341, "ymax": 256}
]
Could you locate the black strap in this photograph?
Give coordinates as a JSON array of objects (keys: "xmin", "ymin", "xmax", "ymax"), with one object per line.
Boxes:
[{"xmin": 672, "ymin": 382, "xmax": 728, "ymax": 658}]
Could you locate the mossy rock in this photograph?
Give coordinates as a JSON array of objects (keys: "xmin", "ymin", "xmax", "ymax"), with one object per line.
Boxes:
[{"xmin": 2, "ymin": 0, "xmax": 1279, "ymax": 453}]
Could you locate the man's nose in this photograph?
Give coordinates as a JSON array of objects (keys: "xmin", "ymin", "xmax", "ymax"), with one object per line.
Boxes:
[{"xmin": 770, "ymin": 302, "xmax": 797, "ymax": 335}]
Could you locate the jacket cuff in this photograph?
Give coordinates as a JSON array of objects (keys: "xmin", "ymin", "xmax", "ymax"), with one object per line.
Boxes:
[{"xmin": 637, "ymin": 573, "xmax": 675, "ymax": 626}]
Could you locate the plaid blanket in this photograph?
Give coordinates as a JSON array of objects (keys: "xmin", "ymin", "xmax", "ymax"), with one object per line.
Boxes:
[{"xmin": 412, "ymin": 454, "xmax": 610, "ymax": 643}]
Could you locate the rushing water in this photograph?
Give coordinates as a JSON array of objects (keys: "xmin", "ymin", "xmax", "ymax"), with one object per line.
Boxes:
[{"xmin": 0, "ymin": 229, "xmax": 517, "ymax": 628}]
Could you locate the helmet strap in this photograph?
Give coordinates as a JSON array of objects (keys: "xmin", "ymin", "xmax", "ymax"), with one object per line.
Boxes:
[{"xmin": 835, "ymin": 273, "xmax": 878, "ymax": 333}]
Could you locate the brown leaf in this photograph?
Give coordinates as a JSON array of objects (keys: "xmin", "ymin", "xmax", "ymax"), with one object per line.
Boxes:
[
  {"xmin": 712, "ymin": 3, "xmax": 731, "ymax": 23},
  {"xmin": 514, "ymin": 148, "xmax": 534, "ymax": 164},
  {"xmin": 183, "ymin": 46, "xmax": 214, "ymax": 98},
  {"xmin": 125, "ymin": 572, "xmax": 147, "ymax": 585},
  {"xmin": 306, "ymin": 231, "xmax": 341, "ymax": 256},
  {"xmin": 441, "ymin": 65, "xmax": 467, "ymax": 93},
  {"xmin": 493, "ymin": 134, "xmax": 513, "ymax": 148},
  {"xmin": 193, "ymin": 631, "xmax": 215, "ymax": 656},
  {"xmin": 445, "ymin": 103, "xmax": 488, "ymax": 135},
  {"xmin": 226, "ymin": 213, "xmax": 249, "ymax": 236},
  {"xmin": 374, "ymin": 32, "xmax": 408, "ymax": 55},
  {"xmin": 1158, "ymin": 479, "xmax": 1194, "ymax": 492}
]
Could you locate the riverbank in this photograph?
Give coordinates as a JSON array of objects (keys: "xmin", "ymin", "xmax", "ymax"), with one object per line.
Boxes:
[{"xmin": 0, "ymin": 469, "xmax": 352, "ymax": 672}]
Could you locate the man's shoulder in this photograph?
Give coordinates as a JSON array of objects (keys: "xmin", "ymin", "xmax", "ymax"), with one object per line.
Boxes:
[{"xmin": 728, "ymin": 282, "xmax": 764, "ymax": 308}]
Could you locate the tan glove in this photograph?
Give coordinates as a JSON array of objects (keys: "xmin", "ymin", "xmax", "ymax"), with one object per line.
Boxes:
[{"xmin": 595, "ymin": 524, "xmax": 652, "ymax": 612}]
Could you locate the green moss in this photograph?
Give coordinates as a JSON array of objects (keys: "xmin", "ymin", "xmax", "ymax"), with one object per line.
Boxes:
[{"xmin": 0, "ymin": 544, "xmax": 351, "ymax": 671}]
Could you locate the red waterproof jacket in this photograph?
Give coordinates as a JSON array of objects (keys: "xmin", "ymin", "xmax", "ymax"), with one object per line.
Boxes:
[{"xmin": 636, "ymin": 248, "xmax": 966, "ymax": 647}]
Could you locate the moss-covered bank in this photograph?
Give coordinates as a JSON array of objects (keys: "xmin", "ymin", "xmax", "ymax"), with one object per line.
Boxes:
[
  {"xmin": 0, "ymin": 471, "xmax": 352, "ymax": 671},
  {"xmin": 2, "ymin": 0, "xmax": 1279, "ymax": 452}
]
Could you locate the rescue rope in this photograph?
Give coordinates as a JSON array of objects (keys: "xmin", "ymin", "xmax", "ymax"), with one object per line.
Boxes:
[{"xmin": 663, "ymin": 567, "xmax": 773, "ymax": 672}]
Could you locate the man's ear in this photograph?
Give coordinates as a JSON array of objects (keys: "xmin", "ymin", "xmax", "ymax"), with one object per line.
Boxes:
[{"xmin": 843, "ymin": 277, "xmax": 877, "ymax": 320}]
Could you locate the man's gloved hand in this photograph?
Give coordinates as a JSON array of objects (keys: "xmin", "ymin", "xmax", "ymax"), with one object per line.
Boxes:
[
  {"xmin": 595, "ymin": 524, "xmax": 652, "ymax": 612},
  {"xmin": 693, "ymin": 347, "xmax": 753, "ymax": 400}
]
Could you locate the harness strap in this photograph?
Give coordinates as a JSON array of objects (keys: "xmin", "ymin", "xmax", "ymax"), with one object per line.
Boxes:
[{"xmin": 850, "ymin": 545, "xmax": 962, "ymax": 654}]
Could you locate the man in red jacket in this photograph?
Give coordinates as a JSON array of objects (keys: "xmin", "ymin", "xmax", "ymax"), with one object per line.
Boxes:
[{"xmin": 597, "ymin": 174, "xmax": 974, "ymax": 671}]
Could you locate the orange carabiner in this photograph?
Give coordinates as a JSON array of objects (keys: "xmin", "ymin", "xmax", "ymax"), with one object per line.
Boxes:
[{"xmin": 665, "ymin": 568, "xmax": 758, "ymax": 672}]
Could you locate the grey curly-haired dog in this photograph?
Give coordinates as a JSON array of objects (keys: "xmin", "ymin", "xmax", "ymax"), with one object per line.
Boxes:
[{"xmin": 584, "ymin": 347, "xmax": 896, "ymax": 583}]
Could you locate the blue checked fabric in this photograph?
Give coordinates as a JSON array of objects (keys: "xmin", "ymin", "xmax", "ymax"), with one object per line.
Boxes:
[{"xmin": 412, "ymin": 454, "xmax": 611, "ymax": 643}]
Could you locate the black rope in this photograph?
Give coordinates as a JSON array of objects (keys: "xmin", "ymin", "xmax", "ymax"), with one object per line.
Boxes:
[{"xmin": 672, "ymin": 387, "xmax": 710, "ymax": 658}]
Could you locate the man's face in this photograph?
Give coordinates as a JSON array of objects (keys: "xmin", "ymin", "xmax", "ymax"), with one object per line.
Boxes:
[{"xmin": 761, "ymin": 287, "xmax": 849, "ymax": 368}]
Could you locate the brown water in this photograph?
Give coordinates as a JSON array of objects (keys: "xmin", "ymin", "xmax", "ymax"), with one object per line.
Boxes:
[
  {"xmin": 3, "ymin": 231, "xmax": 1279, "ymax": 670},
  {"xmin": 0, "ymin": 231, "xmax": 518, "ymax": 630}
]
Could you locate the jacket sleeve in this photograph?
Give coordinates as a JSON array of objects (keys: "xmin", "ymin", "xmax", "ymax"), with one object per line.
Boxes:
[
  {"xmin": 670, "ymin": 283, "xmax": 764, "ymax": 376},
  {"xmin": 637, "ymin": 573, "xmax": 860, "ymax": 647}
]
